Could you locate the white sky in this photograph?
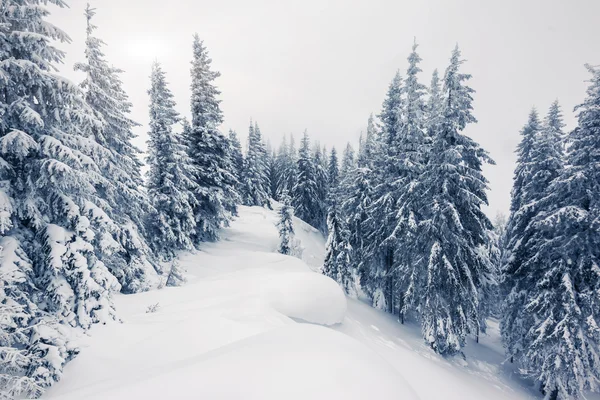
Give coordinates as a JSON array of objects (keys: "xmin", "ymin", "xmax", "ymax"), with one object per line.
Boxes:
[{"xmin": 49, "ymin": 0, "xmax": 600, "ymax": 218}]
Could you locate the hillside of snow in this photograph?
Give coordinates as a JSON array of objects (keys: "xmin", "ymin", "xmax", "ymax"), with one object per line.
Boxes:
[{"xmin": 44, "ymin": 205, "xmax": 553, "ymax": 400}]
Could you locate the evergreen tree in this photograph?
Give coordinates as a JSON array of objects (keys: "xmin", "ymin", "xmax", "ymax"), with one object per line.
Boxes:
[
  {"xmin": 328, "ymin": 147, "xmax": 340, "ymax": 191},
  {"xmin": 323, "ymin": 205, "xmax": 356, "ymax": 297},
  {"xmin": 312, "ymin": 144, "xmax": 329, "ymax": 233},
  {"xmin": 277, "ymin": 192, "xmax": 295, "ymax": 255},
  {"xmin": 186, "ymin": 34, "xmax": 239, "ymax": 241},
  {"xmin": 357, "ymin": 114, "xmax": 376, "ymax": 168},
  {"xmin": 227, "ymin": 129, "xmax": 244, "ymax": 193},
  {"xmin": 361, "ymin": 71, "xmax": 404, "ymax": 312},
  {"xmin": 266, "ymin": 141, "xmax": 279, "ymax": 200},
  {"xmin": 284, "ymin": 134, "xmax": 299, "ymax": 195},
  {"xmin": 75, "ymin": 5, "xmax": 157, "ymax": 293},
  {"xmin": 388, "ymin": 40, "xmax": 429, "ymax": 323},
  {"xmin": 426, "ymin": 69, "xmax": 444, "ymax": 140},
  {"xmin": 241, "ymin": 121, "xmax": 270, "ymax": 207},
  {"xmin": 503, "ymin": 68, "xmax": 600, "ymax": 399},
  {"xmin": 502, "ymin": 104, "xmax": 565, "ymax": 364},
  {"xmin": 274, "ymin": 135, "xmax": 289, "ymax": 198},
  {"xmin": 416, "ymin": 46, "xmax": 494, "ymax": 355},
  {"xmin": 292, "ymin": 131, "xmax": 320, "ymax": 228},
  {"xmin": 339, "ymin": 143, "xmax": 357, "ymax": 183},
  {"xmin": 145, "ymin": 61, "xmax": 197, "ymax": 257}
]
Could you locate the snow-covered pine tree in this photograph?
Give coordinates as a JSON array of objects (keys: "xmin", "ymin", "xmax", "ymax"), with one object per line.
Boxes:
[
  {"xmin": 255, "ymin": 123, "xmax": 272, "ymax": 203},
  {"xmin": 425, "ymin": 69, "xmax": 444, "ymax": 141},
  {"xmin": 227, "ymin": 129, "xmax": 244, "ymax": 194},
  {"xmin": 328, "ymin": 147, "xmax": 340, "ymax": 192},
  {"xmin": 274, "ymin": 135, "xmax": 289, "ymax": 198},
  {"xmin": 323, "ymin": 204, "xmax": 356, "ymax": 297},
  {"xmin": 339, "ymin": 143, "xmax": 357, "ymax": 184},
  {"xmin": 145, "ymin": 61, "xmax": 198, "ymax": 258},
  {"xmin": 241, "ymin": 121, "xmax": 270, "ymax": 207},
  {"xmin": 417, "ymin": 46, "xmax": 494, "ymax": 355},
  {"xmin": 266, "ymin": 142, "xmax": 279, "ymax": 200},
  {"xmin": 312, "ymin": 144, "xmax": 329, "ymax": 233},
  {"xmin": 387, "ymin": 40, "xmax": 429, "ymax": 324},
  {"xmin": 501, "ymin": 104, "xmax": 565, "ymax": 363},
  {"xmin": 503, "ymin": 70, "xmax": 599, "ymax": 399},
  {"xmin": 357, "ymin": 114, "xmax": 376, "ymax": 168},
  {"xmin": 281, "ymin": 134, "xmax": 299, "ymax": 196},
  {"xmin": 292, "ymin": 131, "xmax": 320, "ymax": 229},
  {"xmin": 75, "ymin": 5, "xmax": 157, "ymax": 293},
  {"xmin": 361, "ymin": 71, "xmax": 404, "ymax": 312},
  {"xmin": 186, "ymin": 34, "xmax": 240, "ymax": 241},
  {"xmin": 277, "ymin": 192, "xmax": 295, "ymax": 255}
]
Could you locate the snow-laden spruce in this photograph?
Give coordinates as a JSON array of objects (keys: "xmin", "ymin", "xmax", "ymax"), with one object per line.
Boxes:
[
  {"xmin": 328, "ymin": 147, "xmax": 340, "ymax": 192},
  {"xmin": 503, "ymin": 67, "xmax": 600, "ymax": 400},
  {"xmin": 145, "ymin": 61, "xmax": 198, "ymax": 258},
  {"xmin": 227, "ymin": 129, "xmax": 244, "ymax": 196},
  {"xmin": 386, "ymin": 40, "xmax": 429, "ymax": 324},
  {"xmin": 266, "ymin": 142, "xmax": 279, "ymax": 200},
  {"xmin": 502, "ymin": 104, "xmax": 565, "ymax": 367},
  {"xmin": 74, "ymin": 5, "xmax": 157, "ymax": 293},
  {"xmin": 277, "ymin": 192, "xmax": 296, "ymax": 256},
  {"xmin": 292, "ymin": 132, "xmax": 321, "ymax": 230},
  {"xmin": 275, "ymin": 134, "xmax": 299, "ymax": 199},
  {"xmin": 241, "ymin": 121, "xmax": 270, "ymax": 207},
  {"xmin": 415, "ymin": 46, "xmax": 494, "ymax": 354},
  {"xmin": 339, "ymin": 143, "xmax": 357, "ymax": 184},
  {"xmin": 359, "ymin": 69, "xmax": 404, "ymax": 313},
  {"xmin": 312, "ymin": 145, "xmax": 329, "ymax": 233},
  {"xmin": 323, "ymin": 204, "xmax": 356, "ymax": 298},
  {"xmin": 185, "ymin": 35, "xmax": 240, "ymax": 241}
]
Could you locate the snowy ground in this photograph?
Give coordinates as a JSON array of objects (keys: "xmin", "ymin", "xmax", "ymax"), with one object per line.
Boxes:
[{"xmin": 44, "ymin": 205, "xmax": 554, "ymax": 399}]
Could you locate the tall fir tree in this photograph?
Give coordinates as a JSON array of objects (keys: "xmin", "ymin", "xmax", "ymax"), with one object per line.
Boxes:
[
  {"xmin": 503, "ymin": 68, "xmax": 600, "ymax": 399},
  {"xmin": 292, "ymin": 131, "xmax": 320, "ymax": 228},
  {"xmin": 416, "ymin": 46, "xmax": 494, "ymax": 354},
  {"xmin": 266, "ymin": 143, "xmax": 279, "ymax": 200},
  {"xmin": 328, "ymin": 147, "xmax": 340, "ymax": 192},
  {"xmin": 241, "ymin": 121, "xmax": 270, "ymax": 207},
  {"xmin": 323, "ymin": 204, "xmax": 356, "ymax": 298},
  {"xmin": 283, "ymin": 134, "xmax": 299, "ymax": 196},
  {"xmin": 185, "ymin": 34, "xmax": 239, "ymax": 241},
  {"xmin": 277, "ymin": 191, "xmax": 295, "ymax": 255},
  {"xmin": 361, "ymin": 71, "xmax": 404, "ymax": 312},
  {"xmin": 357, "ymin": 114, "xmax": 376, "ymax": 168},
  {"xmin": 145, "ymin": 61, "xmax": 198, "ymax": 257},
  {"xmin": 227, "ymin": 129, "xmax": 244, "ymax": 194},
  {"xmin": 388, "ymin": 40, "xmax": 429, "ymax": 323},
  {"xmin": 502, "ymin": 105, "xmax": 565, "ymax": 364},
  {"xmin": 339, "ymin": 143, "xmax": 357, "ymax": 184},
  {"xmin": 75, "ymin": 5, "xmax": 157, "ymax": 293},
  {"xmin": 312, "ymin": 144, "xmax": 329, "ymax": 233}
]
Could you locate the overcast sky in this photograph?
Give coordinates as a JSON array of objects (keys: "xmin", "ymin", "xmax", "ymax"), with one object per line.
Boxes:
[{"xmin": 49, "ymin": 0, "xmax": 600, "ymax": 218}]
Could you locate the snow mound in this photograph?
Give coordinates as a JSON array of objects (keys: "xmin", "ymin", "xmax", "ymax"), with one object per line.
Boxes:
[
  {"xmin": 265, "ymin": 271, "xmax": 347, "ymax": 325},
  {"xmin": 73, "ymin": 324, "xmax": 418, "ymax": 400}
]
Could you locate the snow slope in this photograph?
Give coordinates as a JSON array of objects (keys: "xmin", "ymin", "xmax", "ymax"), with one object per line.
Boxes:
[
  {"xmin": 44, "ymin": 205, "xmax": 560, "ymax": 400},
  {"xmin": 44, "ymin": 206, "xmax": 415, "ymax": 399}
]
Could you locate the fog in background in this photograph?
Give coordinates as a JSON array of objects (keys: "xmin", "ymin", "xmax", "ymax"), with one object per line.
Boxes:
[{"xmin": 49, "ymin": 0, "xmax": 600, "ymax": 218}]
